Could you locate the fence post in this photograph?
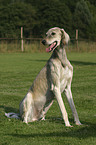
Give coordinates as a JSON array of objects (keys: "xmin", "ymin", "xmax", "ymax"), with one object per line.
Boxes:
[
  {"xmin": 21, "ymin": 27, "xmax": 24, "ymax": 52},
  {"xmin": 76, "ymin": 29, "xmax": 79, "ymax": 51}
]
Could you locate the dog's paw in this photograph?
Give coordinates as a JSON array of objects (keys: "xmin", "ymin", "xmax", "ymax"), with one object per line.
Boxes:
[
  {"xmin": 41, "ymin": 117, "xmax": 45, "ymax": 121},
  {"xmin": 23, "ymin": 120, "xmax": 28, "ymax": 124},
  {"xmin": 66, "ymin": 124, "xmax": 73, "ymax": 127},
  {"xmin": 76, "ymin": 122, "xmax": 82, "ymax": 126},
  {"xmin": 65, "ymin": 122, "xmax": 73, "ymax": 127}
]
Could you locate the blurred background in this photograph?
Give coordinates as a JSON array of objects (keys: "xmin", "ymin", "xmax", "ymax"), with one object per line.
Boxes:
[{"xmin": 0, "ymin": 0, "xmax": 96, "ymax": 52}]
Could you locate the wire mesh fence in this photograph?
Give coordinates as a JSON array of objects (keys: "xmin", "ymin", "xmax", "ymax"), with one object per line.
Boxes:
[{"xmin": 0, "ymin": 38, "xmax": 96, "ymax": 53}]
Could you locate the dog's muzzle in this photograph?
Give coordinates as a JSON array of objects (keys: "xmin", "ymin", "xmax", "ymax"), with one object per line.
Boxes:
[{"xmin": 42, "ymin": 39, "xmax": 58, "ymax": 52}]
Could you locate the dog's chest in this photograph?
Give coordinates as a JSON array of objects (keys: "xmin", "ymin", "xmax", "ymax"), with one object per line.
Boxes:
[{"xmin": 60, "ymin": 66, "xmax": 72, "ymax": 92}]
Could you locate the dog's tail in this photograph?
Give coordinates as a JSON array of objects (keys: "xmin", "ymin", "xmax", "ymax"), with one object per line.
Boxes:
[{"xmin": 5, "ymin": 112, "xmax": 20, "ymax": 119}]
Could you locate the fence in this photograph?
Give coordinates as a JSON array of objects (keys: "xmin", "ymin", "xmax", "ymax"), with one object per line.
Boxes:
[
  {"xmin": 0, "ymin": 37, "xmax": 42, "ymax": 52},
  {"xmin": 0, "ymin": 37, "xmax": 96, "ymax": 52},
  {"xmin": 0, "ymin": 27, "xmax": 96, "ymax": 52}
]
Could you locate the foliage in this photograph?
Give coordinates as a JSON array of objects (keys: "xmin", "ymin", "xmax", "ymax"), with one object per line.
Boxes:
[
  {"xmin": 0, "ymin": 0, "xmax": 96, "ymax": 39},
  {"xmin": 0, "ymin": 2, "xmax": 36, "ymax": 38},
  {"xmin": 73, "ymin": 0, "xmax": 92, "ymax": 38},
  {"xmin": 86, "ymin": 1, "xmax": 96, "ymax": 40},
  {"xmin": 35, "ymin": 1, "xmax": 72, "ymax": 36}
]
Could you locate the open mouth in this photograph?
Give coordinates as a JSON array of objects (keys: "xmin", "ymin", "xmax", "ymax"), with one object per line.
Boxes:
[{"xmin": 46, "ymin": 41, "xmax": 57, "ymax": 52}]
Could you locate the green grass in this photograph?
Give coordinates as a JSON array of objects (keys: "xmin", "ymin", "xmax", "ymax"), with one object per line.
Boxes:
[{"xmin": 0, "ymin": 52, "xmax": 96, "ymax": 145}]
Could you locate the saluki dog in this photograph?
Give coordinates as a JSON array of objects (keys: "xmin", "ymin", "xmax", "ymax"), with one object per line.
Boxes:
[{"xmin": 5, "ymin": 27, "xmax": 82, "ymax": 127}]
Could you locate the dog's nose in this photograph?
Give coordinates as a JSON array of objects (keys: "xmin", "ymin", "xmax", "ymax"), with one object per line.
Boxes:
[{"xmin": 42, "ymin": 40, "xmax": 46, "ymax": 45}]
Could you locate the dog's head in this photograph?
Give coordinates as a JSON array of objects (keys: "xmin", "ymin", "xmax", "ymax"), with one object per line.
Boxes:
[{"xmin": 42, "ymin": 27, "xmax": 70, "ymax": 52}]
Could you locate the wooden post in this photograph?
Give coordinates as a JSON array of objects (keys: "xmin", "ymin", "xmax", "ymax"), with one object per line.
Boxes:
[
  {"xmin": 76, "ymin": 29, "xmax": 79, "ymax": 51},
  {"xmin": 21, "ymin": 27, "xmax": 24, "ymax": 52}
]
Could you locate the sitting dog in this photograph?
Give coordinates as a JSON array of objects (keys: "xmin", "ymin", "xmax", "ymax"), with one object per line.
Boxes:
[{"xmin": 5, "ymin": 27, "xmax": 82, "ymax": 127}]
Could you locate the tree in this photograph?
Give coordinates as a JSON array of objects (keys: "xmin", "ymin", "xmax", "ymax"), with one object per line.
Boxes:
[
  {"xmin": 0, "ymin": 2, "xmax": 36, "ymax": 38},
  {"xmin": 86, "ymin": 15, "xmax": 96, "ymax": 40},
  {"xmin": 34, "ymin": 1, "xmax": 72, "ymax": 37},
  {"xmin": 0, "ymin": 0, "xmax": 96, "ymax": 39},
  {"xmin": 73, "ymin": 0, "xmax": 92, "ymax": 38},
  {"xmin": 86, "ymin": 1, "xmax": 96, "ymax": 40}
]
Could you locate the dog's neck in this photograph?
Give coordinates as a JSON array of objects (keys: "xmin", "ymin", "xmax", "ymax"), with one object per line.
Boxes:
[{"xmin": 51, "ymin": 46, "xmax": 73, "ymax": 70}]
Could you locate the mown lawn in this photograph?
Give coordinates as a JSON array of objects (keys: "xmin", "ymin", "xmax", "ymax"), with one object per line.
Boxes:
[{"xmin": 0, "ymin": 52, "xmax": 96, "ymax": 145}]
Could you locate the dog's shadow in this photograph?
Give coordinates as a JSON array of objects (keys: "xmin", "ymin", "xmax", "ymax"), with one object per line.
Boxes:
[
  {"xmin": 2, "ymin": 105, "xmax": 96, "ymax": 139},
  {"xmin": 28, "ymin": 59, "xmax": 96, "ymax": 66},
  {"xmin": 0, "ymin": 105, "xmax": 19, "ymax": 113},
  {"xmin": 45, "ymin": 116, "xmax": 68, "ymax": 124},
  {"xmin": 70, "ymin": 60, "xmax": 96, "ymax": 66},
  {"xmin": 7, "ymin": 121, "xmax": 96, "ymax": 139}
]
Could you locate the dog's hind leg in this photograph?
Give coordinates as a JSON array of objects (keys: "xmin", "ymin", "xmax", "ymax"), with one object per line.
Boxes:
[
  {"xmin": 20, "ymin": 92, "xmax": 37, "ymax": 123},
  {"xmin": 41, "ymin": 100, "xmax": 54, "ymax": 120},
  {"xmin": 22, "ymin": 92, "xmax": 33, "ymax": 123}
]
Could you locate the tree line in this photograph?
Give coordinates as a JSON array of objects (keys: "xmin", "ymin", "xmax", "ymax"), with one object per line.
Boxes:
[{"xmin": 0, "ymin": 0, "xmax": 96, "ymax": 40}]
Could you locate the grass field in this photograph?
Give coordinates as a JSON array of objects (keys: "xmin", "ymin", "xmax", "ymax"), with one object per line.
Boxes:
[{"xmin": 0, "ymin": 52, "xmax": 96, "ymax": 145}]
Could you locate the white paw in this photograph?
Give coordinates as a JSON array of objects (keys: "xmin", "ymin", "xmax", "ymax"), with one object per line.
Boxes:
[
  {"xmin": 65, "ymin": 121, "xmax": 72, "ymax": 127},
  {"xmin": 23, "ymin": 120, "xmax": 28, "ymax": 124},
  {"xmin": 41, "ymin": 117, "xmax": 45, "ymax": 121},
  {"xmin": 66, "ymin": 124, "xmax": 73, "ymax": 127},
  {"xmin": 32, "ymin": 118, "xmax": 37, "ymax": 122},
  {"xmin": 76, "ymin": 122, "xmax": 82, "ymax": 126}
]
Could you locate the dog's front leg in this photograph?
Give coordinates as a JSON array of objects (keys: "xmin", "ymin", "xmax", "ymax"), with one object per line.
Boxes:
[
  {"xmin": 65, "ymin": 85, "xmax": 82, "ymax": 125},
  {"xmin": 52, "ymin": 84, "xmax": 71, "ymax": 127}
]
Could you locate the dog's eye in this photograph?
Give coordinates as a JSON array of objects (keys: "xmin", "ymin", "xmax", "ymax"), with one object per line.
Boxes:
[{"xmin": 51, "ymin": 32, "xmax": 56, "ymax": 36}]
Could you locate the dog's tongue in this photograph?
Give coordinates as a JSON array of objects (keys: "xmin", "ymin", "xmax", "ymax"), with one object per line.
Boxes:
[{"xmin": 46, "ymin": 42, "xmax": 56, "ymax": 52}]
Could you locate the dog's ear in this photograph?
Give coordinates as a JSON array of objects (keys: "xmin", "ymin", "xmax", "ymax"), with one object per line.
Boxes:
[{"xmin": 61, "ymin": 29, "xmax": 70, "ymax": 45}]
